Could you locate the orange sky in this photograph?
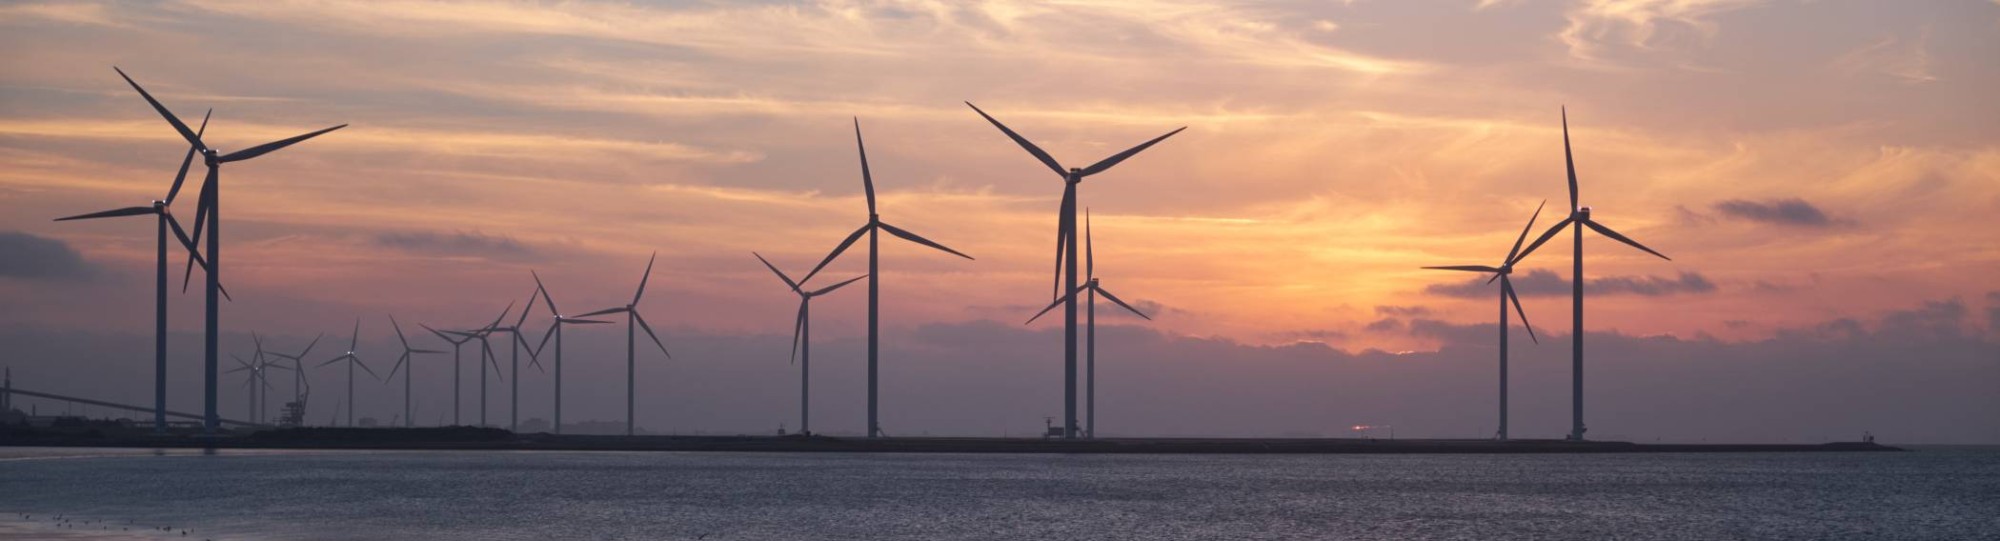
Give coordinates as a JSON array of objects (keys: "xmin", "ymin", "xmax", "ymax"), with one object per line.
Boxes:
[{"xmin": 4, "ymin": 0, "xmax": 1998, "ymax": 351}]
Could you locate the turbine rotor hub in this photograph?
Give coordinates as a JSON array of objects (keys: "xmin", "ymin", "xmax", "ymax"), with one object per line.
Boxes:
[{"xmin": 1578, "ymin": 206, "xmax": 1592, "ymax": 220}]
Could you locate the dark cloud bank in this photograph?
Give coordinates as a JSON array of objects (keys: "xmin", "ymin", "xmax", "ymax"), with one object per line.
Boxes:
[
  {"xmin": 1426, "ymin": 269, "xmax": 1716, "ymax": 298},
  {"xmin": 0, "ymin": 231, "xmax": 96, "ymax": 281},
  {"xmin": 3, "ymin": 296, "xmax": 1993, "ymax": 443}
]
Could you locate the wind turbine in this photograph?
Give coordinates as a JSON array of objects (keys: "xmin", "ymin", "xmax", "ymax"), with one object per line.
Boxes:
[
  {"xmin": 52, "ymin": 109, "xmax": 222, "ymax": 433},
  {"xmin": 1516, "ymin": 109, "xmax": 1671, "ymax": 441},
  {"xmin": 756, "ymin": 252, "xmax": 865, "ymax": 437},
  {"xmin": 316, "ymin": 319, "xmax": 379, "ymax": 427},
  {"xmin": 420, "ymin": 323, "xmax": 476, "ymax": 426},
  {"xmin": 574, "ymin": 253, "xmax": 673, "ymax": 436},
  {"xmin": 114, "ymin": 67, "xmax": 346, "ymax": 433},
  {"xmin": 443, "ymin": 304, "xmax": 513, "ymax": 428},
  {"xmin": 531, "ymin": 272, "xmax": 611, "ymax": 434},
  {"xmin": 466, "ymin": 288, "xmax": 543, "ymax": 431},
  {"xmin": 1422, "ymin": 201, "xmax": 1546, "ymax": 440},
  {"xmin": 797, "ymin": 118, "xmax": 972, "ymax": 438},
  {"xmin": 228, "ymin": 353, "xmax": 276, "ymax": 425},
  {"xmin": 267, "ymin": 333, "xmax": 323, "ymax": 426},
  {"xmin": 1024, "ymin": 210, "xmax": 1151, "ymax": 438},
  {"xmin": 386, "ymin": 316, "xmax": 444, "ymax": 428},
  {"xmin": 966, "ymin": 102, "xmax": 1182, "ymax": 439}
]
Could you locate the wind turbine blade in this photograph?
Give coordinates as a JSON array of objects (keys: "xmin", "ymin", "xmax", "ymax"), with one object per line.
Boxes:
[
  {"xmin": 1078, "ymin": 126, "xmax": 1186, "ymax": 177},
  {"xmin": 355, "ymin": 358, "xmax": 381, "ymax": 381},
  {"xmin": 226, "ymin": 365, "xmax": 252, "ymax": 374},
  {"xmin": 483, "ymin": 341, "xmax": 504, "ymax": 381},
  {"xmin": 485, "ymin": 301, "xmax": 515, "ymax": 333},
  {"xmin": 799, "ymin": 223, "xmax": 870, "ymax": 285},
  {"xmin": 533, "ymin": 324, "xmax": 556, "ymax": 360},
  {"xmin": 298, "ymin": 332, "xmax": 323, "ymax": 361},
  {"xmin": 790, "ymin": 303, "xmax": 805, "ymax": 366},
  {"xmin": 386, "ymin": 354, "xmax": 407, "ymax": 381},
  {"xmin": 1085, "ymin": 208, "xmax": 1095, "ymax": 279},
  {"xmin": 754, "ymin": 252, "xmax": 801, "ymax": 292},
  {"xmin": 1562, "ymin": 107, "xmax": 1578, "ymax": 211},
  {"xmin": 1583, "ymin": 219, "xmax": 1670, "ymax": 261},
  {"xmin": 1514, "ymin": 217, "xmax": 1575, "ymax": 263},
  {"xmin": 1504, "ymin": 278, "xmax": 1537, "ymax": 344},
  {"xmin": 315, "ymin": 354, "xmax": 352, "ymax": 368},
  {"xmin": 517, "ymin": 331, "xmax": 546, "ymax": 372},
  {"xmin": 54, "ymin": 206, "xmax": 154, "ymax": 221},
  {"xmin": 1025, "ymin": 286, "xmax": 1086, "ymax": 324},
  {"xmin": 349, "ymin": 318, "xmax": 362, "ymax": 352},
  {"xmin": 516, "ymin": 287, "xmax": 539, "ymax": 326},
  {"xmin": 854, "ymin": 117, "xmax": 877, "ymax": 215},
  {"xmin": 218, "ymin": 124, "xmax": 347, "ymax": 163},
  {"xmin": 634, "ymin": 311, "xmax": 670, "ymax": 359},
  {"xmin": 575, "ymin": 307, "xmax": 627, "ymax": 318},
  {"xmin": 420, "ymin": 323, "xmax": 453, "ymax": 343},
  {"xmin": 1053, "ymin": 185, "xmax": 1073, "ymax": 298},
  {"xmin": 632, "ymin": 251, "xmax": 657, "ymax": 305},
  {"xmin": 878, "ymin": 222, "xmax": 973, "ymax": 260},
  {"xmin": 808, "ymin": 274, "xmax": 868, "ymax": 296},
  {"xmin": 964, "ymin": 102, "xmax": 1066, "ymax": 177},
  {"xmin": 1421, "ymin": 265, "xmax": 1502, "ymax": 273},
  {"xmin": 1095, "ymin": 286, "xmax": 1152, "ymax": 321},
  {"xmin": 532, "ymin": 271, "xmax": 560, "ymax": 316},
  {"xmin": 390, "ymin": 315, "xmax": 413, "ymax": 348},
  {"xmin": 1506, "ymin": 200, "xmax": 1547, "ymax": 265},
  {"xmin": 113, "ymin": 67, "xmax": 205, "ymax": 150},
  {"xmin": 164, "ymin": 109, "xmax": 211, "ymax": 205},
  {"xmin": 566, "ymin": 319, "xmax": 613, "ymax": 325}
]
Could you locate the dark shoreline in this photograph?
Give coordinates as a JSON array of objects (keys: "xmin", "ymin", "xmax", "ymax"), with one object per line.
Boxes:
[{"xmin": 0, "ymin": 427, "xmax": 1903, "ymax": 454}]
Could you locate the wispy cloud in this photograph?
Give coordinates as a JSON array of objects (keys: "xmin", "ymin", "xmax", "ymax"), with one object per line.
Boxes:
[{"xmin": 1425, "ymin": 269, "xmax": 1718, "ymax": 298}]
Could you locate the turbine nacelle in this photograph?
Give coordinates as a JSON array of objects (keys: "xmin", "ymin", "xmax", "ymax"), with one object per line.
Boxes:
[
  {"xmin": 1578, "ymin": 206, "xmax": 1592, "ymax": 220},
  {"xmin": 201, "ymin": 148, "xmax": 220, "ymax": 166}
]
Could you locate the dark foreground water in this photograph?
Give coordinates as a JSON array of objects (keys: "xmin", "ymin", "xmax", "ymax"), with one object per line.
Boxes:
[{"xmin": 2, "ymin": 447, "xmax": 1996, "ymax": 540}]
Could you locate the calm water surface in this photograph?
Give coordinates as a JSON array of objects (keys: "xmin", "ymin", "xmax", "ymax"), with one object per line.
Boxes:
[{"xmin": 2, "ymin": 447, "xmax": 1995, "ymax": 540}]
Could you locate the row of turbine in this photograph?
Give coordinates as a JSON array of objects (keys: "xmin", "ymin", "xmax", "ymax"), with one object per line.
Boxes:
[{"xmin": 59, "ymin": 65, "xmax": 1667, "ymax": 441}]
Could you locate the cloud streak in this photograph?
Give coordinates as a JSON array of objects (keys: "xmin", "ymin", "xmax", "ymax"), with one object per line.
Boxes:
[{"xmin": 1425, "ymin": 269, "xmax": 1718, "ymax": 298}]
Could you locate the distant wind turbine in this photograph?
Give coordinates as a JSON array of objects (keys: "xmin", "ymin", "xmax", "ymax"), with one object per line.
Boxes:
[
  {"xmin": 421, "ymin": 323, "xmax": 475, "ymax": 426},
  {"xmin": 267, "ymin": 333, "xmax": 323, "ymax": 426},
  {"xmin": 532, "ymin": 272, "xmax": 612, "ymax": 434},
  {"xmin": 51, "ymin": 108, "xmax": 221, "ymax": 433},
  {"xmin": 576, "ymin": 253, "xmax": 673, "ymax": 436},
  {"xmin": 317, "ymin": 319, "xmax": 379, "ymax": 426},
  {"xmin": 1025, "ymin": 210, "xmax": 1151, "ymax": 438},
  {"xmin": 966, "ymin": 102, "xmax": 1182, "ymax": 439},
  {"xmin": 756, "ymin": 252, "xmax": 866, "ymax": 437},
  {"xmin": 114, "ymin": 67, "xmax": 346, "ymax": 433},
  {"xmin": 797, "ymin": 118, "xmax": 973, "ymax": 438},
  {"xmin": 1423, "ymin": 201, "xmax": 1546, "ymax": 440},
  {"xmin": 1515, "ymin": 109, "xmax": 1671, "ymax": 441},
  {"xmin": 465, "ymin": 288, "xmax": 542, "ymax": 431},
  {"xmin": 386, "ymin": 316, "xmax": 445, "ymax": 428},
  {"xmin": 445, "ymin": 303, "xmax": 514, "ymax": 428}
]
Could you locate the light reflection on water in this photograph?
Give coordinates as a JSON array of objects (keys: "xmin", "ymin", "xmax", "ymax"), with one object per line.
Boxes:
[{"xmin": 1, "ymin": 447, "xmax": 1996, "ymax": 540}]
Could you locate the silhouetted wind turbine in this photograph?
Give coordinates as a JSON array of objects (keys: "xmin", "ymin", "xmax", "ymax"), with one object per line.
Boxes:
[
  {"xmin": 466, "ymin": 288, "xmax": 542, "ymax": 431},
  {"xmin": 576, "ymin": 253, "xmax": 672, "ymax": 436},
  {"xmin": 1423, "ymin": 201, "xmax": 1546, "ymax": 440},
  {"xmin": 228, "ymin": 353, "xmax": 276, "ymax": 425},
  {"xmin": 421, "ymin": 322, "xmax": 476, "ymax": 426},
  {"xmin": 532, "ymin": 272, "xmax": 611, "ymax": 434},
  {"xmin": 446, "ymin": 304, "xmax": 513, "ymax": 427},
  {"xmin": 115, "ymin": 67, "xmax": 346, "ymax": 433},
  {"xmin": 386, "ymin": 316, "xmax": 443, "ymax": 428},
  {"xmin": 757, "ymin": 252, "xmax": 865, "ymax": 437},
  {"xmin": 1516, "ymin": 109, "xmax": 1671, "ymax": 441},
  {"xmin": 317, "ymin": 319, "xmax": 378, "ymax": 426},
  {"xmin": 267, "ymin": 333, "xmax": 323, "ymax": 425},
  {"xmin": 52, "ymin": 109, "xmax": 221, "ymax": 433},
  {"xmin": 1025, "ymin": 211, "xmax": 1151, "ymax": 438},
  {"xmin": 967, "ymin": 102, "xmax": 1182, "ymax": 439},
  {"xmin": 798, "ymin": 118, "xmax": 972, "ymax": 438}
]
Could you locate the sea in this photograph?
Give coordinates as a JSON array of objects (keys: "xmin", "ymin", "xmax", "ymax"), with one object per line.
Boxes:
[{"xmin": 1, "ymin": 446, "xmax": 1995, "ymax": 540}]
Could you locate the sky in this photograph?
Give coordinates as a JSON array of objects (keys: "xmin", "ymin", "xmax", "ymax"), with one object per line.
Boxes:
[{"xmin": 1, "ymin": 0, "xmax": 1996, "ymax": 442}]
